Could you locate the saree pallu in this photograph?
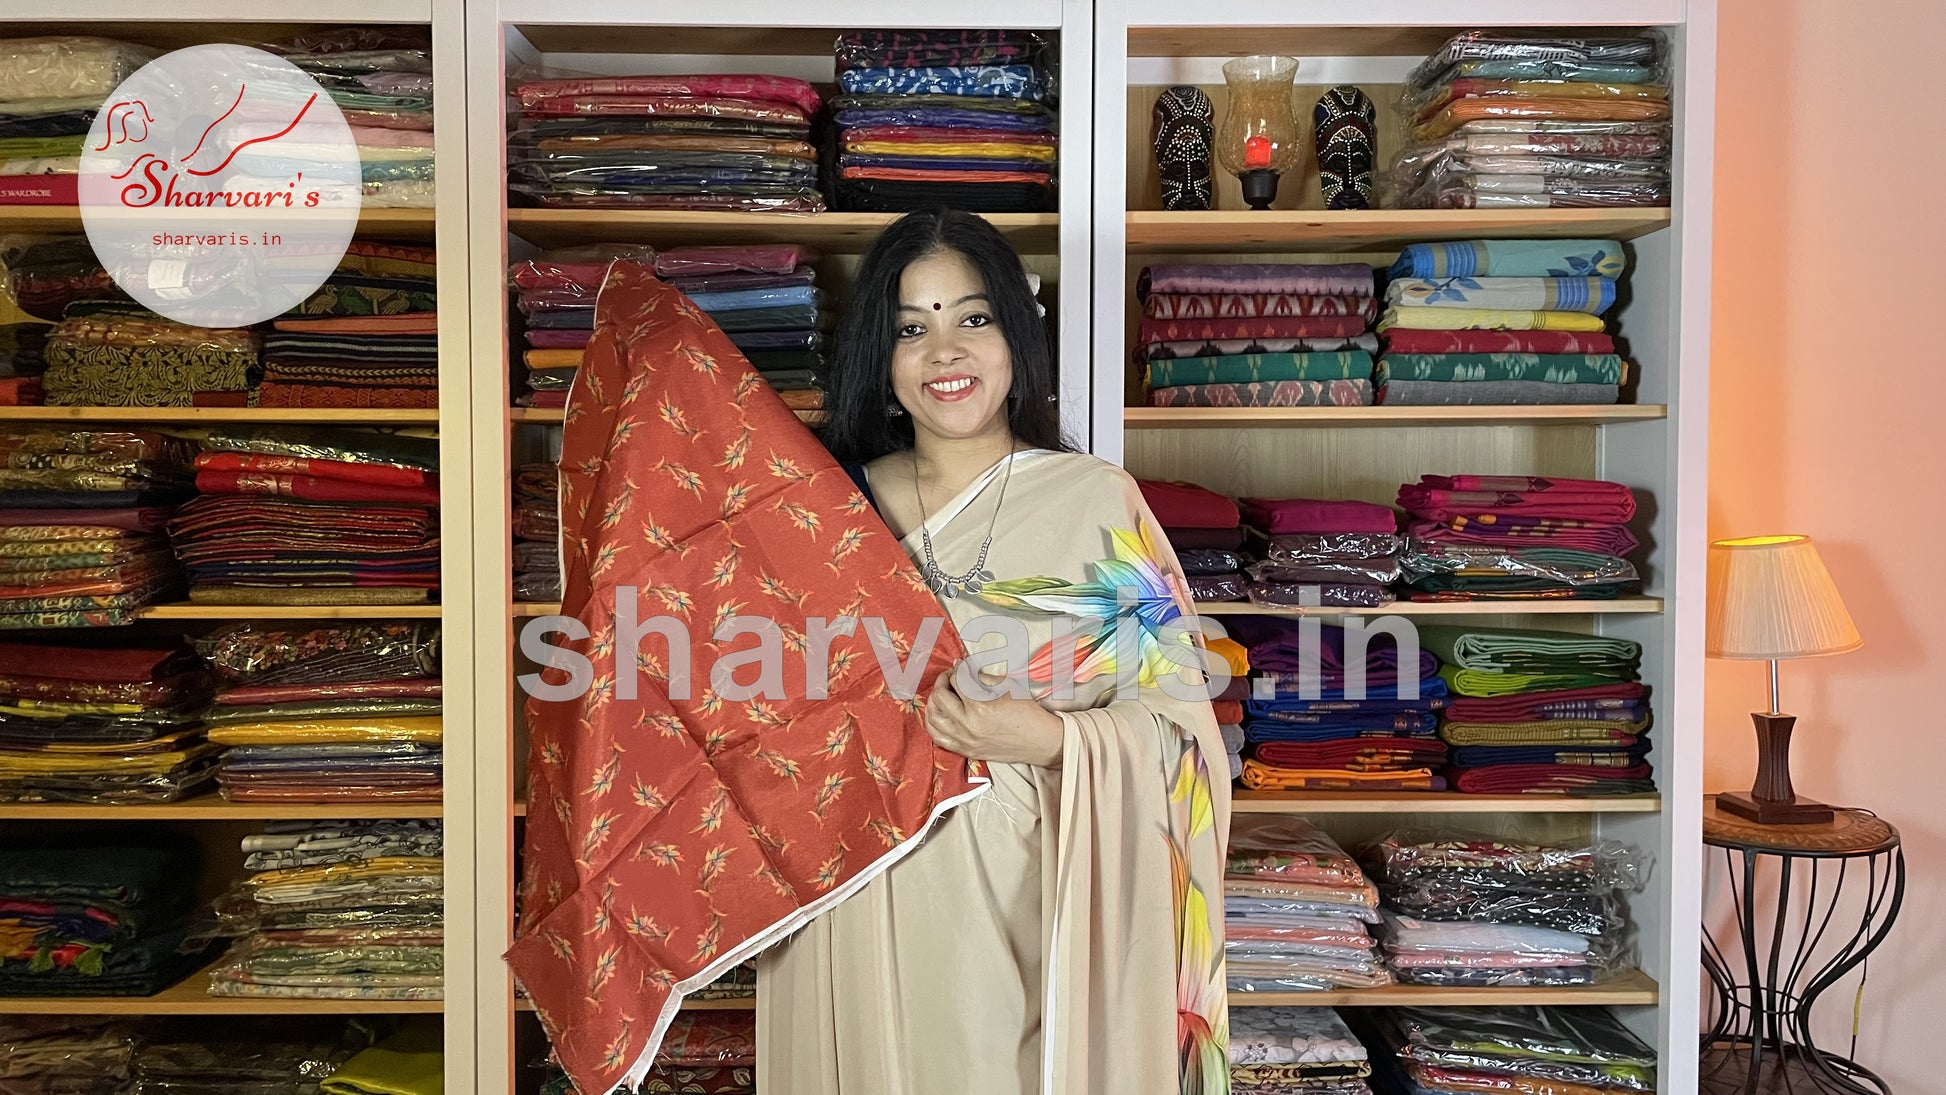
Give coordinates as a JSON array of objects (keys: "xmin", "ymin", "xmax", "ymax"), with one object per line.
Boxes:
[
  {"xmin": 1143, "ymin": 334, "xmax": 1380, "ymax": 361},
  {"xmin": 1378, "ymin": 379, "xmax": 1618, "ymax": 406},
  {"xmin": 1149, "ymin": 352, "xmax": 1374, "ymax": 388},
  {"xmin": 1140, "ymin": 263, "xmax": 1374, "ymax": 298},
  {"xmin": 510, "ymin": 266, "xmax": 983, "ymax": 1094},
  {"xmin": 1377, "ymin": 353, "xmax": 1624, "ymax": 384},
  {"xmin": 1388, "ymin": 239, "xmax": 1626, "ymax": 280},
  {"xmin": 1141, "ymin": 316, "xmax": 1370, "ymax": 345},
  {"xmin": 836, "ymin": 65, "xmax": 1048, "ymax": 101},
  {"xmin": 1143, "ymin": 294, "xmax": 1377, "ymax": 322},
  {"xmin": 1149, "ymin": 380, "xmax": 1372, "ymax": 408},
  {"xmin": 1386, "ymin": 276, "xmax": 1616, "ymax": 314},
  {"xmin": 516, "ymin": 75, "xmax": 822, "ymax": 117}
]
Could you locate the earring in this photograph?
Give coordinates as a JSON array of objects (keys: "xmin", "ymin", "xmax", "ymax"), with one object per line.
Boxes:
[{"xmin": 885, "ymin": 400, "xmax": 904, "ymax": 417}]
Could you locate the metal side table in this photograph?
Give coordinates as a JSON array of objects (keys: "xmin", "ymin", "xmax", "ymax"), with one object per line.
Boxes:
[{"xmin": 1700, "ymin": 796, "xmax": 1904, "ymax": 1094}]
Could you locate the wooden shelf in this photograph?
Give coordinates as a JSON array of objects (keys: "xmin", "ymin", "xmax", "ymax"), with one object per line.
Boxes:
[
  {"xmin": 1124, "ymin": 208, "xmax": 1672, "ymax": 254},
  {"xmin": 0, "ymin": 796, "xmax": 443, "ymax": 821},
  {"xmin": 0, "ymin": 407, "xmax": 441, "ymax": 425},
  {"xmin": 1227, "ymin": 970, "xmax": 1660, "ymax": 1008},
  {"xmin": 1125, "ymin": 405, "xmax": 1667, "ymax": 429},
  {"xmin": 512, "ymin": 408, "xmax": 824, "ymax": 426},
  {"xmin": 0, "ymin": 206, "xmax": 435, "ymax": 242},
  {"xmin": 511, "ymin": 602, "xmax": 561, "ymax": 616},
  {"xmin": 0, "ymin": 956, "xmax": 443, "ymax": 1015},
  {"xmin": 511, "ymin": 972, "xmax": 1656, "ymax": 1014},
  {"xmin": 506, "ymin": 210, "xmax": 1058, "ymax": 252},
  {"xmin": 1232, "ymin": 790, "xmax": 1662, "ymax": 814},
  {"xmin": 1194, "ymin": 596, "xmax": 1664, "ymax": 617},
  {"xmin": 134, "ymin": 604, "xmax": 442, "ymax": 620}
]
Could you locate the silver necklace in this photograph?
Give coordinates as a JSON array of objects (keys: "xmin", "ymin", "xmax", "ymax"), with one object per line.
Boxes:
[{"xmin": 913, "ymin": 447, "xmax": 1015, "ymax": 599}]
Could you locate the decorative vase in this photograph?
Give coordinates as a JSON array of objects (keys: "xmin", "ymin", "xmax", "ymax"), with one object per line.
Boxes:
[{"xmin": 1215, "ymin": 55, "xmax": 1300, "ymax": 211}]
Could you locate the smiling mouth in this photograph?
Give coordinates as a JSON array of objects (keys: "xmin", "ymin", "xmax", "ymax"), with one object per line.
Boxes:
[{"xmin": 924, "ymin": 375, "xmax": 978, "ymax": 399}]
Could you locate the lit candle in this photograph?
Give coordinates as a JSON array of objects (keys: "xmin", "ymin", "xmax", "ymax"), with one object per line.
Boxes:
[{"xmin": 1245, "ymin": 134, "xmax": 1271, "ymax": 170}]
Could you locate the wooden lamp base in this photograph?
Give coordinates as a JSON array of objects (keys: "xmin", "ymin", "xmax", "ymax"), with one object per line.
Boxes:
[{"xmin": 1716, "ymin": 712, "xmax": 1834, "ymax": 826}]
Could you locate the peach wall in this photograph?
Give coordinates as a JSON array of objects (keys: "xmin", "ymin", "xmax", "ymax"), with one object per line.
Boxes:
[{"xmin": 1709, "ymin": 0, "xmax": 1945, "ymax": 1086}]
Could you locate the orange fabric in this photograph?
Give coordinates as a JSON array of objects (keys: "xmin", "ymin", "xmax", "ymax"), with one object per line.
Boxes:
[
  {"xmin": 271, "ymin": 314, "xmax": 438, "ymax": 334},
  {"xmin": 507, "ymin": 265, "xmax": 976, "ymax": 1095}
]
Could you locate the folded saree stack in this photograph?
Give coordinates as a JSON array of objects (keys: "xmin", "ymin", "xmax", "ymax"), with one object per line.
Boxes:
[
  {"xmin": 261, "ymin": 242, "xmax": 440, "ymax": 408},
  {"xmin": 169, "ymin": 427, "xmax": 440, "ymax": 606},
  {"xmin": 1364, "ymin": 830, "xmax": 1643, "ymax": 988},
  {"xmin": 1359, "ymin": 1006, "xmax": 1657, "ymax": 1095},
  {"xmin": 0, "ymin": 36, "xmax": 153, "ymax": 205},
  {"xmin": 1138, "ymin": 262, "xmax": 1380, "ymax": 408},
  {"xmin": 1397, "ymin": 475, "xmax": 1640, "ymax": 600},
  {"xmin": 1230, "ymin": 1008, "xmax": 1374, "ymax": 1095},
  {"xmin": 1227, "ymin": 618, "xmax": 1450, "ymax": 792},
  {"xmin": 196, "ymin": 621, "xmax": 443, "ymax": 803},
  {"xmin": 271, "ymin": 29, "xmax": 436, "ymax": 208},
  {"xmin": 509, "ymin": 73, "xmax": 824, "ymax": 211},
  {"xmin": 830, "ymin": 30, "xmax": 1057, "ymax": 213},
  {"xmin": 1242, "ymin": 497, "xmax": 1402, "ymax": 609},
  {"xmin": 209, "ymin": 820, "xmax": 444, "ymax": 1000},
  {"xmin": 1139, "ymin": 478, "xmax": 1245, "ymax": 602},
  {"xmin": 1417, "ymin": 625, "xmax": 1653, "ymax": 794},
  {"xmin": 0, "ymin": 835, "xmax": 215, "ymax": 997},
  {"xmin": 509, "ymin": 247, "xmax": 829, "ymax": 411},
  {"xmin": 511, "ymin": 462, "xmax": 559, "ymax": 602},
  {"xmin": 1390, "ymin": 32, "xmax": 1671, "ymax": 209},
  {"xmin": 320, "ymin": 1026, "xmax": 444, "ymax": 1095},
  {"xmin": 0, "ymin": 427, "xmax": 191, "ymax": 625},
  {"xmin": 1377, "ymin": 239, "xmax": 1632, "ymax": 406},
  {"xmin": 0, "ymin": 639, "xmax": 218, "ymax": 803},
  {"xmin": 1226, "ymin": 819, "xmax": 1389, "ymax": 993}
]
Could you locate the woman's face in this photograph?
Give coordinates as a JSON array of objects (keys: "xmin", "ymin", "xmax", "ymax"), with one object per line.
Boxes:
[{"xmin": 889, "ymin": 248, "xmax": 1014, "ymax": 446}]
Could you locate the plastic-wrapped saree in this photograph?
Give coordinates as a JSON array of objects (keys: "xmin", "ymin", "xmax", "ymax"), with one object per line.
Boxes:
[
  {"xmin": 507, "ymin": 265, "xmax": 982, "ymax": 1093},
  {"xmin": 760, "ymin": 449, "xmax": 1233, "ymax": 1095}
]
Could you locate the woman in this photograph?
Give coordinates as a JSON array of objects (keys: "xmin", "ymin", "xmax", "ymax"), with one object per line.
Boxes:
[{"xmin": 758, "ymin": 208, "xmax": 1232, "ymax": 1095}]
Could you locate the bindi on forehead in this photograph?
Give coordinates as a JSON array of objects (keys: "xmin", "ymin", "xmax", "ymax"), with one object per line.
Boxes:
[{"xmin": 932, "ymin": 302, "xmax": 941, "ymax": 310}]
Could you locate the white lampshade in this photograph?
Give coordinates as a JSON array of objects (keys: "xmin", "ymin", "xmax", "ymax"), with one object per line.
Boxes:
[{"xmin": 1706, "ymin": 535, "xmax": 1862, "ymax": 660}]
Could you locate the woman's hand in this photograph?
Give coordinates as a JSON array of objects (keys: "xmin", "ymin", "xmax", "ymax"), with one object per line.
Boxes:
[{"xmin": 924, "ymin": 668, "xmax": 1065, "ymax": 768}]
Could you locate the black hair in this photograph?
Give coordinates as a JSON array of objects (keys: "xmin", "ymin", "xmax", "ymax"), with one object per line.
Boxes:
[{"xmin": 819, "ymin": 207, "xmax": 1071, "ymax": 465}]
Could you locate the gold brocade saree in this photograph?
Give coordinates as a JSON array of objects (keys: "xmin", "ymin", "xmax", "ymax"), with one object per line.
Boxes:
[{"xmin": 759, "ymin": 449, "xmax": 1232, "ymax": 1095}]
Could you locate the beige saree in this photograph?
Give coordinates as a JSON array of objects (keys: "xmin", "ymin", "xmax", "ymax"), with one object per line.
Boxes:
[{"xmin": 758, "ymin": 449, "xmax": 1232, "ymax": 1095}]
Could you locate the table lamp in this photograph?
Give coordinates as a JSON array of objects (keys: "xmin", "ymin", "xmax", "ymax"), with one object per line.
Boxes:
[{"xmin": 1706, "ymin": 535, "xmax": 1862, "ymax": 825}]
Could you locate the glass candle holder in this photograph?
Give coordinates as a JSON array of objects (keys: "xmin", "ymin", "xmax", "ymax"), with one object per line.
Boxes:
[{"xmin": 1215, "ymin": 55, "xmax": 1301, "ymax": 210}]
